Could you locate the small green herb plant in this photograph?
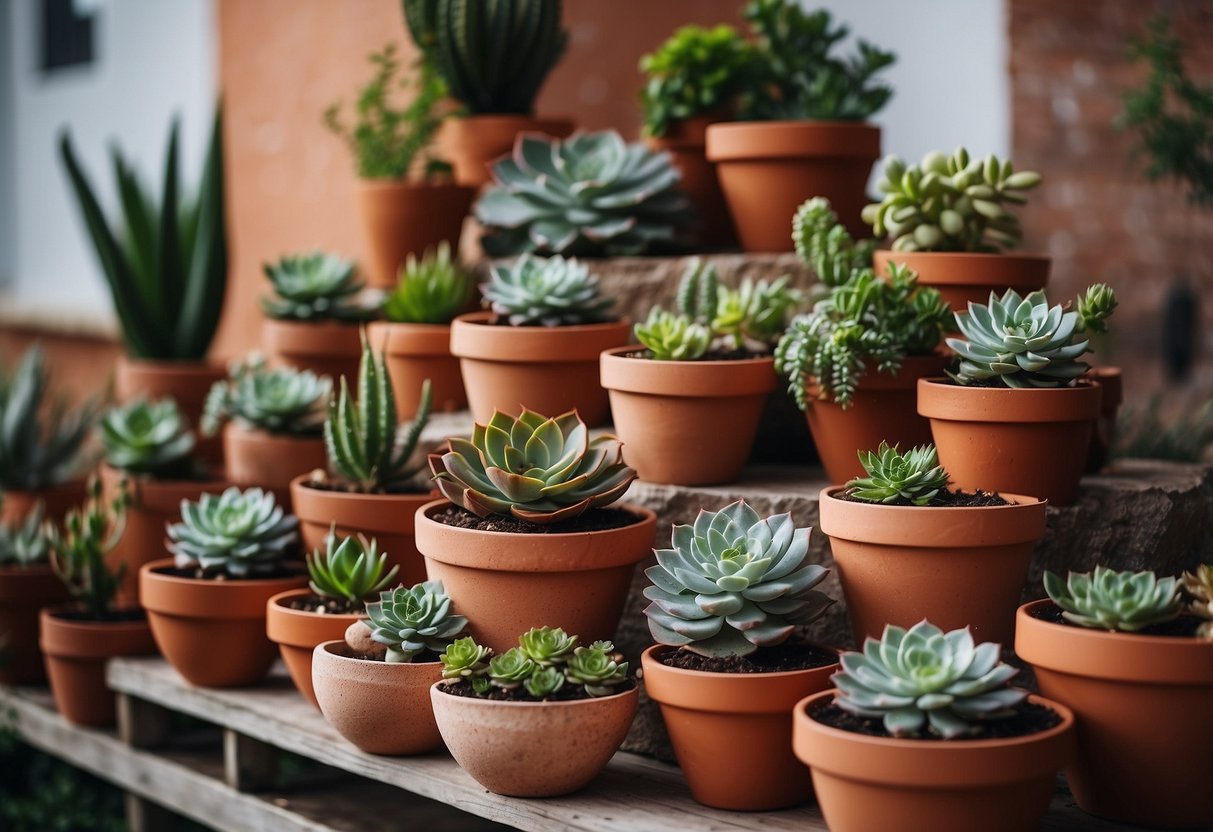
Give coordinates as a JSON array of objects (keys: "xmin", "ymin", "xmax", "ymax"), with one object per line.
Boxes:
[
  {"xmin": 202, "ymin": 355, "xmax": 331, "ymax": 438},
  {"xmin": 261, "ymin": 252, "xmax": 373, "ymax": 322},
  {"xmin": 382, "ymin": 242, "xmax": 474, "ymax": 325},
  {"xmin": 1044, "ymin": 567, "xmax": 1182, "ymax": 632},
  {"xmin": 45, "ymin": 478, "xmax": 129, "ymax": 618},
  {"xmin": 362, "ymin": 580, "xmax": 468, "ymax": 663}
]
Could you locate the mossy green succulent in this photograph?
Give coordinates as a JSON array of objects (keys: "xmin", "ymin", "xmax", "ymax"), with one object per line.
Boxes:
[{"xmin": 634, "ymin": 309, "xmax": 711, "ymax": 361}]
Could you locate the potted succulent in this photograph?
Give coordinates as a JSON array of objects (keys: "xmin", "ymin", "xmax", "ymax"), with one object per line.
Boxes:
[
  {"xmin": 260, "ymin": 251, "xmax": 375, "ymax": 384},
  {"xmin": 40, "ymin": 479, "xmax": 156, "ymax": 726},
  {"xmin": 313, "ymin": 579, "xmax": 468, "ymax": 755},
  {"xmin": 705, "ymin": 0, "xmax": 894, "ymax": 250},
  {"xmin": 918, "ymin": 284, "xmax": 1118, "ymax": 505},
  {"xmin": 290, "ymin": 336, "xmax": 435, "ymax": 584},
  {"xmin": 1085, "ymin": 364, "xmax": 1123, "ymax": 473},
  {"xmin": 324, "ymin": 45, "xmax": 473, "ymax": 288},
  {"xmin": 1016, "ymin": 567, "xmax": 1213, "ymax": 828},
  {"xmin": 451, "ymin": 254, "xmax": 628, "ymax": 426},
  {"xmin": 775, "ymin": 199, "xmax": 951, "ymax": 483},
  {"xmin": 430, "ymin": 627, "xmax": 636, "ymax": 796},
  {"xmin": 864, "ymin": 148, "xmax": 1048, "ymax": 311},
  {"xmin": 600, "ymin": 260, "xmax": 795, "ymax": 485},
  {"xmin": 418, "ymin": 407, "xmax": 655, "ymax": 651},
  {"xmin": 819, "ymin": 442, "xmax": 1045, "ymax": 645},
  {"xmin": 202, "ymin": 356, "xmax": 330, "ymax": 501},
  {"xmin": 794, "ymin": 621, "xmax": 1075, "ymax": 832},
  {"xmin": 0, "ymin": 498, "xmax": 67, "ymax": 684},
  {"xmin": 367, "ymin": 242, "xmax": 474, "ymax": 417},
  {"xmin": 641, "ymin": 500, "xmax": 837, "ymax": 810},
  {"xmin": 402, "ymin": 0, "xmax": 572, "ymax": 187},
  {"xmin": 140, "ymin": 487, "xmax": 306, "ymax": 687}
]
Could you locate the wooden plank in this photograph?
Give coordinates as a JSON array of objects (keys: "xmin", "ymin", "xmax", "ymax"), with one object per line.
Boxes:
[
  {"xmin": 224, "ymin": 727, "xmax": 280, "ymax": 792},
  {"xmin": 125, "ymin": 793, "xmax": 178, "ymax": 832},
  {"xmin": 117, "ymin": 692, "xmax": 173, "ymax": 749}
]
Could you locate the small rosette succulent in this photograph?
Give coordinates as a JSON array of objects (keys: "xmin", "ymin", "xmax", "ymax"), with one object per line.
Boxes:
[
  {"xmin": 1044, "ymin": 567, "xmax": 1182, "ymax": 632},
  {"xmin": 846, "ymin": 443, "xmax": 950, "ymax": 506},
  {"xmin": 1182, "ymin": 565, "xmax": 1213, "ymax": 638},
  {"xmin": 307, "ymin": 528, "xmax": 398, "ymax": 603},
  {"xmin": 481, "ymin": 255, "xmax": 614, "ymax": 327},
  {"xmin": 644, "ymin": 500, "xmax": 833, "ymax": 657},
  {"xmin": 382, "ymin": 242, "xmax": 473, "ymax": 325},
  {"xmin": 202, "ymin": 355, "xmax": 331, "ymax": 437},
  {"xmin": 441, "ymin": 636, "xmax": 493, "ymax": 682},
  {"xmin": 261, "ymin": 252, "xmax": 372, "ymax": 321},
  {"xmin": 832, "ymin": 621, "xmax": 1027, "ymax": 739},
  {"xmin": 0, "ymin": 498, "xmax": 49, "ymax": 566},
  {"xmin": 634, "ymin": 309, "xmax": 710, "ymax": 361},
  {"xmin": 100, "ymin": 397, "xmax": 196, "ymax": 477},
  {"xmin": 363, "ymin": 580, "xmax": 467, "ymax": 663},
  {"xmin": 429, "ymin": 408, "xmax": 636, "ymax": 525},
  {"xmin": 167, "ymin": 487, "xmax": 299, "ymax": 577}
]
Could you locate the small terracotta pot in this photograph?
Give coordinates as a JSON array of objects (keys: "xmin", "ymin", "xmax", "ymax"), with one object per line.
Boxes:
[
  {"xmin": 140, "ymin": 559, "xmax": 308, "ymax": 688},
  {"xmin": 873, "ymin": 251, "xmax": 1051, "ymax": 314},
  {"xmin": 313, "ymin": 641, "xmax": 445, "ymax": 754},
  {"xmin": 367, "ymin": 321, "xmax": 466, "ymax": 417},
  {"xmin": 430, "ymin": 681, "xmax": 637, "ymax": 796},
  {"xmin": 440, "ymin": 114, "xmax": 575, "ymax": 188},
  {"xmin": 641, "ymin": 644, "xmax": 839, "ymax": 810},
  {"xmin": 0, "ymin": 565, "xmax": 70, "ymax": 684},
  {"xmin": 290, "ymin": 476, "xmax": 435, "ymax": 586},
  {"xmin": 39, "ymin": 605, "xmax": 156, "ymax": 726},
  {"xmin": 705, "ymin": 121, "xmax": 879, "ymax": 251},
  {"xmin": 819, "ymin": 487, "xmax": 1046, "ymax": 646},
  {"xmin": 415, "ymin": 499, "xmax": 656, "ymax": 652},
  {"xmin": 0, "ymin": 480, "xmax": 86, "ymax": 526},
  {"xmin": 1015, "ymin": 600, "xmax": 1213, "ymax": 828},
  {"xmin": 356, "ymin": 180, "xmax": 475, "ymax": 289},
  {"xmin": 114, "ymin": 356, "xmax": 225, "ymax": 467},
  {"xmin": 265, "ymin": 589, "xmax": 364, "ymax": 708},
  {"xmin": 451, "ymin": 311, "xmax": 630, "ymax": 427},
  {"xmin": 223, "ymin": 424, "xmax": 327, "ymax": 504},
  {"xmin": 793, "ymin": 689, "xmax": 1075, "ymax": 832},
  {"xmin": 599, "ymin": 348, "xmax": 776, "ymax": 485},
  {"xmin": 805, "ymin": 354, "xmax": 951, "ymax": 485},
  {"xmin": 646, "ymin": 115, "xmax": 736, "ymax": 248},
  {"xmin": 1085, "ymin": 366, "xmax": 1122, "ymax": 473},
  {"xmin": 918, "ymin": 378, "xmax": 1100, "ymax": 506},
  {"xmin": 261, "ymin": 318, "xmax": 362, "ymax": 384}
]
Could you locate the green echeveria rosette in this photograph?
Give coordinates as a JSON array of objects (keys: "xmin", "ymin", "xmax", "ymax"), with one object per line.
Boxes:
[
  {"xmin": 166, "ymin": 487, "xmax": 299, "ymax": 578},
  {"xmin": 306, "ymin": 529, "xmax": 398, "ymax": 604},
  {"xmin": 481, "ymin": 254, "xmax": 615, "ymax": 327},
  {"xmin": 363, "ymin": 580, "xmax": 468, "ymax": 663},
  {"xmin": 202, "ymin": 356, "xmax": 331, "ymax": 438},
  {"xmin": 1044, "ymin": 567, "xmax": 1182, "ymax": 632},
  {"xmin": 846, "ymin": 443, "xmax": 950, "ymax": 506},
  {"xmin": 261, "ymin": 252, "xmax": 373, "ymax": 322},
  {"xmin": 100, "ymin": 397, "xmax": 197, "ymax": 477}
]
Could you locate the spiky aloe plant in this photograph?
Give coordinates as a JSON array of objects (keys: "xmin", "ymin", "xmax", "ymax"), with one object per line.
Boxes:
[
  {"xmin": 0, "ymin": 498, "xmax": 49, "ymax": 567},
  {"xmin": 1044, "ymin": 567, "xmax": 1182, "ymax": 632},
  {"xmin": 202, "ymin": 355, "xmax": 331, "ymax": 438},
  {"xmin": 261, "ymin": 252, "xmax": 372, "ymax": 322},
  {"xmin": 382, "ymin": 242, "xmax": 474, "ymax": 325},
  {"xmin": 306, "ymin": 529, "xmax": 398, "ymax": 605},
  {"xmin": 846, "ymin": 443, "xmax": 950, "ymax": 506},
  {"xmin": 167, "ymin": 487, "xmax": 299, "ymax": 577},
  {"xmin": 362, "ymin": 580, "xmax": 467, "ymax": 663},
  {"xmin": 481, "ymin": 255, "xmax": 615, "ymax": 326},
  {"xmin": 45, "ymin": 478, "xmax": 129, "ymax": 617},
  {"xmin": 100, "ymin": 398, "xmax": 197, "ymax": 479},
  {"xmin": 438, "ymin": 628, "xmax": 630, "ymax": 698}
]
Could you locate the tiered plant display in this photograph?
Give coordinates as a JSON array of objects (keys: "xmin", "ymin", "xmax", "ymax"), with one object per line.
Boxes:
[
  {"xmin": 794, "ymin": 622, "xmax": 1074, "ymax": 832},
  {"xmin": 0, "ymin": 499, "xmax": 67, "ymax": 684},
  {"xmin": 641, "ymin": 501, "xmax": 838, "ymax": 810},
  {"xmin": 430, "ymin": 627, "xmax": 636, "ymax": 796}
]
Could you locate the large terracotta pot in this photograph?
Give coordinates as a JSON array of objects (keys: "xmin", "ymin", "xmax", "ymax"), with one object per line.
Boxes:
[
  {"xmin": 918, "ymin": 378, "xmax": 1100, "ymax": 506},
  {"xmin": 805, "ymin": 354, "xmax": 951, "ymax": 484},
  {"xmin": 313, "ymin": 640, "xmax": 445, "ymax": 755},
  {"xmin": 819, "ymin": 487, "xmax": 1046, "ymax": 646},
  {"xmin": 261, "ymin": 318, "xmax": 362, "ymax": 385},
  {"xmin": 1016, "ymin": 600, "xmax": 1213, "ymax": 828},
  {"xmin": 0, "ymin": 480, "xmax": 86, "ymax": 526},
  {"xmin": 140, "ymin": 559, "xmax": 307, "ymax": 688},
  {"xmin": 647, "ymin": 115, "xmax": 736, "ymax": 249},
  {"xmin": 641, "ymin": 644, "xmax": 839, "ymax": 810},
  {"xmin": 0, "ymin": 565, "xmax": 70, "ymax": 684},
  {"xmin": 356, "ymin": 180, "xmax": 475, "ymax": 289},
  {"xmin": 367, "ymin": 321, "xmax": 466, "ymax": 417},
  {"xmin": 265, "ymin": 589, "xmax": 363, "ymax": 708},
  {"xmin": 793, "ymin": 689, "xmax": 1075, "ymax": 832},
  {"xmin": 599, "ymin": 348, "xmax": 775, "ymax": 485},
  {"xmin": 290, "ymin": 476, "xmax": 435, "ymax": 586},
  {"xmin": 223, "ymin": 424, "xmax": 327, "ymax": 505},
  {"xmin": 873, "ymin": 251, "xmax": 1051, "ymax": 314},
  {"xmin": 415, "ymin": 499, "xmax": 656, "ymax": 652},
  {"xmin": 1085, "ymin": 366, "xmax": 1122, "ymax": 473},
  {"xmin": 430, "ymin": 680, "xmax": 637, "ymax": 796},
  {"xmin": 450, "ymin": 312, "xmax": 630, "ymax": 427},
  {"xmin": 39, "ymin": 605, "xmax": 156, "ymax": 726},
  {"xmin": 705, "ymin": 121, "xmax": 879, "ymax": 251},
  {"xmin": 440, "ymin": 115, "xmax": 575, "ymax": 188}
]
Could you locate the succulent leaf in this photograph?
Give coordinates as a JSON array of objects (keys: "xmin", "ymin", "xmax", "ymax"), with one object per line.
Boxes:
[
  {"xmin": 382, "ymin": 242, "xmax": 473, "ymax": 324},
  {"xmin": 166, "ymin": 487, "xmax": 299, "ymax": 577},
  {"xmin": 100, "ymin": 398, "xmax": 197, "ymax": 478},
  {"xmin": 261, "ymin": 252, "xmax": 372, "ymax": 322},
  {"xmin": 363, "ymin": 580, "xmax": 468, "ymax": 663},
  {"xmin": 45, "ymin": 477, "xmax": 129, "ymax": 616},
  {"xmin": 1044, "ymin": 567, "xmax": 1182, "ymax": 632},
  {"xmin": 306, "ymin": 528, "xmax": 398, "ymax": 603},
  {"xmin": 481, "ymin": 255, "xmax": 614, "ymax": 327},
  {"xmin": 846, "ymin": 443, "xmax": 950, "ymax": 506},
  {"xmin": 202, "ymin": 355, "xmax": 330, "ymax": 437},
  {"xmin": 0, "ymin": 497, "xmax": 50, "ymax": 567}
]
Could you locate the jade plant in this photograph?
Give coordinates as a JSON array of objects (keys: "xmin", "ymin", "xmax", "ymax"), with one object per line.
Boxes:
[
  {"xmin": 306, "ymin": 529, "xmax": 399, "ymax": 611},
  {"xmin": 1044, "ymin": 567, "xmax": 1182, "ymax": 632},
  {"xmin": 100, "ymin": 398, "xmax": 198, "ymax": 479},
  {"xmin": 363, "ymin": 580, "xmax": 468, "ymax": 663},
  {"xmin": 429, "ymin": 408, "xmax": 636, "ymax": 524},
  {"xmin": 0, "ymin": 498, "xmax": 49, "ymax": 567},
  {"xmin": 832, "ymin": 621, "xmax": 1027, "ymax": 739},
  {"xmin": 382, "ymin": 242, "xmax": 474, "ymax": 325},
  {"xmin": 261, "ymin": 253, "xmax": 373, "ymax": 322},
  {"xmin": 475, "ymin": 131, "xmax": 692, "ymax": 257},
  {"xmin": 1182, "ymin": 565, "xmax": 1213, "ymax": 638},
  {"xmin": 846, "ymin": 443, "xmax": 950, "ymax": 506},
  {"xmin": 202, "ymin": 355, "xmax": 331, "ymax": 438},
  {"xmin": 167, "ymin": 487, "xmax": 299, "ymax": 578},
  {"xmin": 643, "ymin": 500, "xmax": 833, "ymax": 657},
  {"xmin": 45, "ymin": 478, "xmax": 129, "ymax": 618},
  {"xmin": 481, "ymin": 255, "xmax": 615, "ymax": 327}
]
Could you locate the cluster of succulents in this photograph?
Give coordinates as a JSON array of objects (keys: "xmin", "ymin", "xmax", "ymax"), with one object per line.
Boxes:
[
  {"xmin": 0, "ymin": 498, "xmax": 49, "ymax": 567},
  {"xmin": 643, "ymin": 500, "xmax": 834, "ymax": 657},
  {"xmin": 481, "ymin": 255, "xmax": 615, "ymax": 327},
  {"xmin": 1183, "ymin": 565, "xmax": 1213, "ymax": 638},
  {"xmin": 307, "ymin": 529, "xmax": 398, "ymax": 606},
  {"xmin": 167, "ymin": 487, "xmax": 299, "ymax": 578},
  {"xmin": 382, "ymin": 242, "xmax": 474, "ymax": 325},
  {"xmin": 846, "ymin": 443, "xmax": 950, "ymax": 506},
  {"xmin": 1044, "ymin": 567, "xmax": 1182, "ymax": 632},
  {"xmin": 261, "ymin": 252, "xmax": 373, "ymax": 322},
  {"xmin": 100, "ymin": 398, "xmax": 197, "ymax": 479},
  {"xmin": 363, "ymin": 580, "xmax": 468, "ymax": 663},
  {"xmin": 45, "ymin": 478, "xmax": 129, "ymax": 617},
  {"xmin": 793, "ymin": 197, "xmax": 876, "ymax": 292},
  {"xmin": 202, "ymin": 355, "xmax": 331, "ymax": 437}
]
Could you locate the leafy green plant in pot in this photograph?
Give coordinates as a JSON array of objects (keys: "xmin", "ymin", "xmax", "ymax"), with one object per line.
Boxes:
[
  {"xmin": 794, "ymin": 621, "xmax": 1075, "ymax": 832},
  {"xmin": 325, "ymin": 44, "xmax": 473, "ymax": 288},
  {"xmin": 0, "ymin": 498, "xmax": 68, "ymax": 684},
  {"xmin": 1016, "ymin": 567, "xmax": 1213, "ymax": 828}
]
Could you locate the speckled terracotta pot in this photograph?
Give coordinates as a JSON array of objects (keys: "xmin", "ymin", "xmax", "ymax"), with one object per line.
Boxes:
[
  {"xmin": 0, "ymin": 565, "xmax": 71, "ymax": 684},
  {"xmin": 367, "ymin": 321, "xmax": 466, "ymax": 417},
  {"xmin": 0, "ymin": 480, "xmax": 86, "ymax": 526},
  {"xmin": 430, "ymin": 681, "xmax": 637, "ymax": 796},
  {"xmin": 261, "ymin": 318, "xmax": 362, "ymax": 385},
  {"xmin": 223, "ymin": 424, "xmax": 327, "ymax": 505},
  {"xmin": 873, "ymin": 250, "xmax": 1051, "ymax": 314},
  {"xmin": 114, "ymin": 356, "xmax": 225, "ymax": 467},
  {"xmin": 266, "ymin": 590, "xmax": 365, "ymax": 708},
  {"xmin": 312, "ymin": 640, "xmax": 445, "ymax": 755}
]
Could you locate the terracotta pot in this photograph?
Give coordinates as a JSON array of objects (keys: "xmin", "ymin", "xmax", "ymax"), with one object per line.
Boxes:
[
  {"xmin": 873, "ymin": 251, "xmax": 1051, "ymax": 314},
  {"xmin": 367, "ymin": 321, "xmax": 466, "ymax": 417},
  {"xmin": 819, "ymin": 486, "xmax": 1046, "ymax": 646},
  {"xmin": 0, "ymin": 480, "xmax": 86, "ymax": 526},
  {"xmin": 265, "ymin": 589, "xmax": 364, "ymax": 708},
  {"xmin": 261, "ymin": 318, "xmax": 362, "ymax": 385},
  {"xmin": 312, "ymin": 640, "xmax": 445, "ymax": 754},
  {"xmin": 223, "ymin": 424, "xmax": 327, "ymax": 504},
  {"xmin": 805, "ymin": 354, "xmax": 951, "ymax": 484},
  {"xmin": 918, "ymin": 378, "xmax": 1100, "ymax": 506},
  {"xmin": 0, "ymin": 565, "xmax": 70, "ymax": 684},
  {"xmin": 440, "ymin": 115, "xmax": 575, "ymax": 188},
  {"xmin": 39, "ymin": 605, "xmax": 156, "ymax": 726},
  {"xmin": 1016, "ymin": 600, "xmax": 1213, "ymax": 828},
  {"xmin": 1085, "ymin": 366, "xmax": 1122, "ymax": 473},
  {"xmin": 641, "ymin": 644, "xmax": 839, "ymax": 810},
  {"xmin": 599, "ymin": 348, "xmax": 775, "ymax": 485},
  {"xmin": 290, "ymin": 476, "xmax": 435, "ymax": 586},
  {"xmin": 114, "ymin": 356, "xmax": 225, "ymax": 467},
  {"xmin": 415, "ymin": 499, "xmax": 656, "ymax": 652},
  {"xmin": 99, "ymin": 463, "xmax": 230, "ymax": 603},
  {"xmin": 705, "ymin": 121, "xmax": 879, "ymax": 251},
  {"xmin": 793, "ymin": 689, "xmax": 1075, "ymax": 832},
  {"xmin": 647, "ymin": 115, "xmax": 736, "ymax": 248},
  {"xmin": 356, "ymin": 180, "xmax": 475, "ymax": 289},
  {"xmin": 140, "ymin": 558, "xmax": 308, "ymax": 687},
  {"xmin": 451, "ymin": 312, "xmax": 630, "ymax": 427},
  {"xmin": 430, "ymin": 680, "xmax": 637, "ymax": 796}
]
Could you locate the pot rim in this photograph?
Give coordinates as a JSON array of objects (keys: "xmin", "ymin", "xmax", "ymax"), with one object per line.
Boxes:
[
  {"xmin": 599, "ymin": 346, "xmax": 777, "ymax": 397},
  {"xmin": 140, "ymin": 558, "xmax": 308, "ymax": 587},
  {"xmin": 224, "ymin": 422, "xmax": 324, "ymax": 445},
  {"xmin": 806, "ymin": 352, "xmax": 951, "ymax": 395},
  {"xmin": 40, "ymin": 602, "xmax": 148, "ymax": 625},
  {"xmin": 289, "ymin": 474, "xmax": 437, "ymax": 507},
  {"xmin": 98, "ymin": 462, "xmax": 229, "ymax": 495},
  {"xmin": 367, "ymin": 320, "xmax": 455, "ymax": 357},
  {"xmin": 39, "ymin": 603, "xmax": 153, "ymax": 658},
  {"xmin": 873, "ymin": 249, "xmax": 1051, "ymax": 265},
  {"xmin": 640, "ymin": 642, "xmax": 839, "ymax": 682},
  {"xmin": 115, "ymin": 356, "xmax": 226, "ymax": 376},
  {"xmin": 312, "ymin": 637, "xmax": 444, "ymax": 668},
  {"xmin": 705, "ymin": 120, "xmax": 880, "ymax": 162},
  {"xmin": 819, "ymin": 486, "xmax": 1047, "ymax": 544},
  {"xmin": 917, "ymin": 377, "xmax": 1103, "ymax": 423},
  {"xmin": 451, "ymin": 312, "xmax": 631, "ymax": 363},
  {"xmin": 266, "ymin": 588, "xmax": 367, "ymax": 631},
  {"xmin": 428, "ymin": 678, "xmax": 638, "ymax": 709}
]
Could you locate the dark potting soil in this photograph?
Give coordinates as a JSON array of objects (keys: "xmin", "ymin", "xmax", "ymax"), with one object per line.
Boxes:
[
  {"xmin": 439, "ymin": 677, "xmax": 636, "ymax": 702},
  {"xmin": 655, "ymin": 642, "xmax": 837, "ymax": 674},
  {"xmin": 431, "ymin": 504, "xmax": 641, "ymax": 534},
  {"xmin": 810, "ymin": 698, "xmax": 1062, "ymax": 740},
  {"xmin": 285, "ymin": 594, "xmax": 363, "ymax": 615},
  {"xmin": 51, "ymin": 608, "xmax": 147, "ymax": 624},
  {"xmin": 835, "ymin": 489, "xmax": 1011, "ymax": 508},
  {"xmin": 155, "ymin": 565, "xmax": 305, "ymax": 582},
  {"xmin": 335, "ymin": 645, "xmax": 443, "ymax": 663},
  {"xmin": 621, "ymin": 347, "xmax": 771, "ymax": 362},
  {"xmin": 1028, "ymin": 602, "xmax": 1204, "ymax": 637}
]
